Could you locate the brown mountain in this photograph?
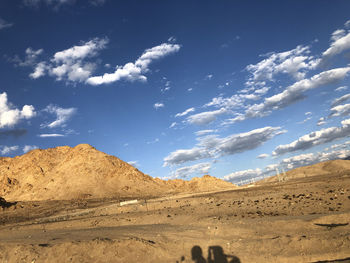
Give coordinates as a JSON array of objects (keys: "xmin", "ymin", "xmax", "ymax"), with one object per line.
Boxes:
[
  {"xmin": 0, "ymin": 144, "xmax": 236, "ymax": 201},
  {"xmin": 258, "ymin": 159, "xmax": 350, "ymax": 184}
]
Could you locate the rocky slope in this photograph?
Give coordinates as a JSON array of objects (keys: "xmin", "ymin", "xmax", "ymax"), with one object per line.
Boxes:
[
  {"xmin": 258, "ymin": 159, "xmax": 350, "ymax": 184},
  {"xmin": 0, "ymin": 144, "xmax": 236, "ymax": 201}
]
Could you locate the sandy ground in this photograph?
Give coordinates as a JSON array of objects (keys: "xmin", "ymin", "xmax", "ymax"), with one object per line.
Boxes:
[{"xmin": 0, "ymin": 172, "xmax": 350, "ymax": 263}]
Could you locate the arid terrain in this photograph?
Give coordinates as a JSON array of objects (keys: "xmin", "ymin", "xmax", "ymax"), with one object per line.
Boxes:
[{"xmin": 0, "ymin": 145, "xmax": 350, "ymax": 262}]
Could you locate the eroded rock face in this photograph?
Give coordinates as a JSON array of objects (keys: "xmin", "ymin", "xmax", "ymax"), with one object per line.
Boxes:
[{"xmin": 0, "ymin": 144, "xmax": 236, "ymax": 201}]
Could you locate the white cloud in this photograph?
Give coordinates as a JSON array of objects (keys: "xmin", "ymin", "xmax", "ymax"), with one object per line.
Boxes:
[
  {"xmin": 317, "ymin": 117, "xmax": 326, "ymax": 126},
  {"xmin": 87, "ymin": 43, "xmax": 180, "ymax": 85},
  {"xmin": 38, "ymin": 133, "xmax": 65, "ymax": 137},
  {"xmin": 127, "ymin": 160, "xmax": 139, "ymax": 167},
  {"xmin": 172, "ymin": 162, "xmax": 211, "ymax": 179},
  {"xmin": 224, "ymin": 67, "xmax": 350, "ymax": 125},
  {"xmin": 175, "ymin": 107, "xmax": 195, "ymax": 117},
  {"xmin": 0, "ymin": 92, "xmax": 36, "ymax": 128},
  {"xmin": 331, "ymin": 29, "xmax": 347, "ymax": 42},
  {"xmin": 164, "ymin": 147, "xmax": 209, "ymax": 166},
  {"xmin": 245, "ymin": 45, "xmax": 317, "ymax": 87},
  {"xmin": 257, "ymin": 153, "xmax": 269, "ymax": 159},
  {"xmin": 187, "ymin": 108, "xmax": 227, "ymax": 125},
  {"xmin": 329, "ymin": 103, "xmax": 350, "ymax": 118},
  {"xmin": 23, "ymin": 145, "xmax": 38, "ymax": 153},
  {"xmin": 195, "ymin": 129, "xmax": 217, "ymax": 136},
  {"xmin": 331, "ymin": 93, "xmax": 350, "ymax": 107},
  {"xmin": 323, "ymin": 31, "xmax": 350, "ymax": 60},
  {"xmin": 42, "ymin": 104, "xmax": 77, "ymax": 128},
  {"xmin": 20, "ymin": 38, "xmax": 108, "ymax": 83},
  {"xmin": 164, "ymin": 126, "xmax": 283, "ymax": 166},
  {"xmin": 169, "ymin": 122, "xmax": 177, "ymax": 129},
  {"xmin": 280, "ymin": 148, "xmax": 350, "ymax": 170},
  {"xmin": 205, "ymin": 74, "xmax": 213, "ymax": 80},
  {"xmin": 0, "ymin": 145, "xmax": 19, "ymax": 155},
  {"xmin": 224, "ymin": 168, "xmax": 262, "ymax": 182},
  {"xmin": 273, "ymin": 118, "xmax": 350, "ymax": 155},
  {"xmin": 30, "ymin": 62, "xmax": 47, "ymax": 79},
  {"xmin": 153, "ymin": 103, "xmax": 164, "ymax": 109},
  {"xmin": 335, "ymin": 86, "xmax": 348, "ymax": 92},
  {"xmin": 14, "ymin": 48, "xmax": 44, "ymax": 68},
  {"xmin": 0, "ymin": 18, "xmax": 13, "ymax": 30}
]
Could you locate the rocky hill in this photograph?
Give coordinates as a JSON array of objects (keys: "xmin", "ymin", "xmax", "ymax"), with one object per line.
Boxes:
[
  {"xmin": 0, "ymin": 144, "xmax": 236, "ymax": 201},
  {"xmin": 258, "ymin": 159, "xmax": 350, "ymax": 184}
]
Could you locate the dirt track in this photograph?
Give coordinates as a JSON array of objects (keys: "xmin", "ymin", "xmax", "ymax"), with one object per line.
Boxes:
[{"xmin": 0, "ymin": 172, "xmax": 350, "ymax": 262}]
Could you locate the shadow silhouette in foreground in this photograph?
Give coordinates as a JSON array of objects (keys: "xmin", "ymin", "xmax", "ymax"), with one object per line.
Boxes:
[
  {"xmin": 0, "ymin": 197, "xmax": 17, "ymax": 209},
  {"xmin": 177, "ymin": 245, "xmax": 241, "ymax": 263}
]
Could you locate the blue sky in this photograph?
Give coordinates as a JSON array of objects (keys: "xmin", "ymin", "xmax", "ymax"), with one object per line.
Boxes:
[{"xmin": 1, "ymin": 0, "xmax": 350, "ymax": 184}]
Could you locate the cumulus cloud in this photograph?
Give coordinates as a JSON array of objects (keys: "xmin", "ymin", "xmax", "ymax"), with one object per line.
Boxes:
[
  {"xmin": 153, "ymin": 103, "xmax": 164, "ymax": 109},
  {"xmin": 0, "ymin": 145, "xmax": 19, "ymax": 155},
  {"xmin": 187, "ymin": 108, "xmax": 228, "ymax": 125},
  {"xmin": 23, "ymin": 145, "xmax": 38, "ymax": 153},
  {"xmin": 164, "ymin": 126, "xmax": 283, "ymax": 166},
  {"xmin": 86, "ymin": 43, "xmax": 180, "ymax": 85},
  {"xmin": 273, "ymin": 118, "xmax": 350, "ymax": 155},
  {"xmin": 0, "ymin": 92, "xmax": 36, "ymax": 128},
  {"xmin": 18, "ymin": 38, "xmax": 108, "ymax": 83},
  {"xmin": 175, "ymin": 107, "xmax": 195, "ymax": 117},
  {"xmin": 41, "ymin": 104, "xmax": 77, "ymax": 128},
  {"xmin": 331, "ymin": 93, "xmax": 350, "ymax": 107},
  {"xmin": 245, "ymin": 45, "xmax": 318, "ymax": 87},
  {"xmin": 38, "ymin": 133, "xmax": 64, "ymax": 137},
  {"xmin": 0, "ymin": 17, "xmax": 13, "ymax": 30},
  {"xmin": 172, "ymin": 162, "xmax": 211, "ymax": 179},
  {"xmin": 224, "ymin": 67, "xmax": 350, "ymax": 125}
]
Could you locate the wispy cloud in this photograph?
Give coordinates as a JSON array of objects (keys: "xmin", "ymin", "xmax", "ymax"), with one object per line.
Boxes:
[
  {"xmin": 175, "ymin": 107, "xmax": 195, "ymax": 117},
  {"xmin": 223, "ymin": 67, "xmax": 350, "ymax": 125},
  {"xmin": 41, "ymin": 104, "xmax": 77, "ymax": 128},
  {"xmin": 0, "ymin": 17, "xmax": 13, "ymax": 30},
  {"xmin": 38, "ymin": 133, "xmax": 65, "ymax": 137},
  {"xmin": 164, "ymin": 126, "xmax": 284, "ymax": 166},
  {"xmin": 273, "ymin": 118, "xmax": 350, "ymax": 156},
  {"xmin": 171, "ymin": 162, "xmax": 211, "ymax": 179},
  {"xmin": 187, "ymin": 108, "xmax": 228, "ymax": 125}
]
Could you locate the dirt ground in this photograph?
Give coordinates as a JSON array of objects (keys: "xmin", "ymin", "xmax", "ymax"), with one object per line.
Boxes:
[{"xmin": 0, "ymin": 172, "xmax": 350, "ymax": 263}]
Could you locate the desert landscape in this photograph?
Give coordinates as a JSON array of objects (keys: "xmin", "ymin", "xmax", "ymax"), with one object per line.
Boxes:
[{"xmin": 0, "ymin": 144, "xmax": 349, "ymax": 263}]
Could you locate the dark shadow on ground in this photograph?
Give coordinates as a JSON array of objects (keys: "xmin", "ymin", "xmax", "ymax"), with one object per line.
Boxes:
[{"xmin": 177, "ymin": 245, "xmax": 241, "ymax": 263}]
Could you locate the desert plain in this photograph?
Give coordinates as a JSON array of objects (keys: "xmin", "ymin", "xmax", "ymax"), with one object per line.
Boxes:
[{"xmin": 0, "ymin": 144, "xmax": 350, "ymax": 263}]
